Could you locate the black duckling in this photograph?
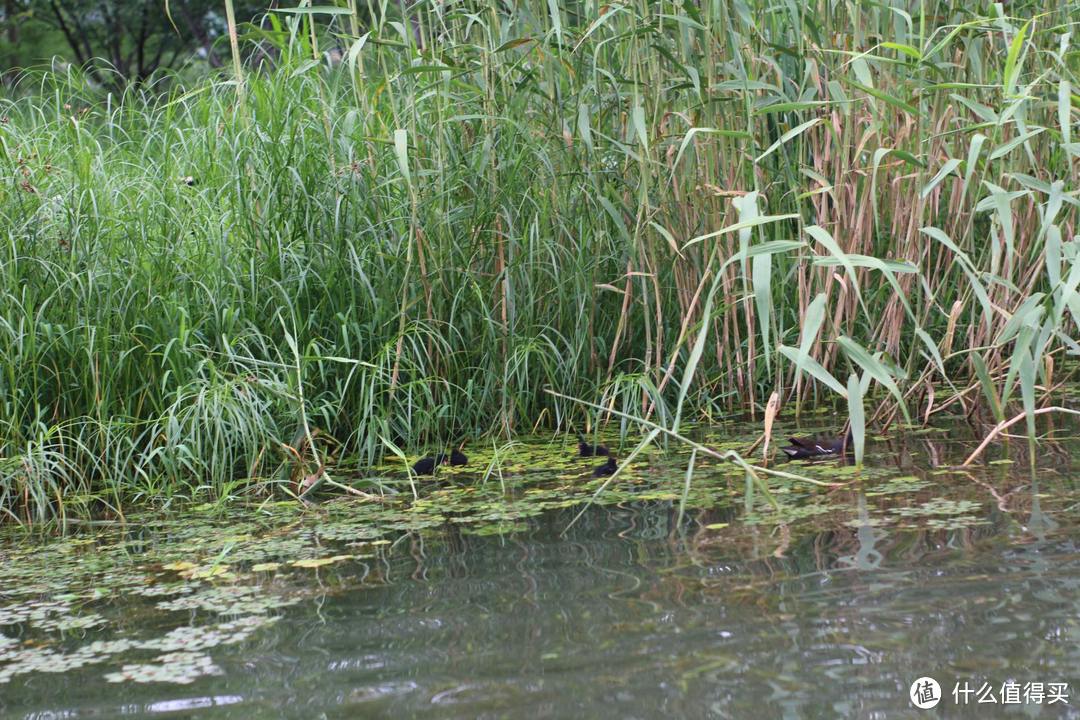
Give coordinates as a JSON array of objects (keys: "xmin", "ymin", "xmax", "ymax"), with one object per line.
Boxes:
[
  {"xmin": 411, "ymin": 452, "xmax": 447, "ymax": 475},
  {"xmin": 592, "ymin": 455, "xmax": 618, "ymax": 477},
  {"xmin": 577, "ymin": 433, "xmax": 610, "ymax": 457},
  {"xmin": 448, "ymin": 448, "xmax": 468, "ymax": 466},
  {"xmin": 781, "ymin": 429, "xmax": 853, "ymax": 460}
]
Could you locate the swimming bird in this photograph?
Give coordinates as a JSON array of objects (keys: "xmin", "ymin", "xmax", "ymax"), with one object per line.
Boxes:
[
  {"xmin": 592, "ymin": 455, "xmax": 618, "ymax": 477},
  {"xmin": 780, "ymin": 429, "xmax": 853, "ymax": 460},
  {"xmin": 411, "ymin": 453, "xmax": 447, "ymax": 475},
  {"xmin": 448, "ymin": 448, "xmax": 468, "ymax": 466},
  {"xmin": 577, "ymin": 433, "xmax": 610, "ymax": 457}
]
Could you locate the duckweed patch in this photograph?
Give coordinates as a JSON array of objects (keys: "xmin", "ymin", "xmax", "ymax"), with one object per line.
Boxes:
[
  {"xmin": 0, "ymin": 599, "xmax": 106, "ymax": 632},
  {"xmin": 925, "ymin": 516, "xmax": 991, "ymax": 531},
  {"xmin": 156, "ymin": 586, "xmax": 301, "ymax": 615},
  {"xmin": 885, "ymin": 498, "xmax": 991, "ymax": 530},
  {"xmin": 866, "ymin": 476, "xmax": 933, "ymax": 495},
  {"xmin": 104, "ymin": 651, "xmax": 223, "ymax": 685},
  {"xmin": 0, "ymin": 611, "xmax": 280, "ymax": 685},
  {"xmin": 893, "ymin": 498, "xmax": 983, "ymax": 518}
]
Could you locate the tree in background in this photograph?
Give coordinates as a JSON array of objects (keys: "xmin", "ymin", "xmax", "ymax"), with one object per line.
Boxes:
[{"xmin": 1, "ymin": 0, "xmax": 266, "ymax": 83}]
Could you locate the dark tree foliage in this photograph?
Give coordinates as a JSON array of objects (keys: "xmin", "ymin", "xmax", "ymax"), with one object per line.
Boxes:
[{"xmin": 1, "ymin": 0, "xmax": 266, "ymax": 83}]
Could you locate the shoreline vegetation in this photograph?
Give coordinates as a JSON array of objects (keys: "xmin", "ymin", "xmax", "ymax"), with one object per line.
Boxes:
[{"xmin": 1, "ymin": 0, "xmax": 1078, "ymax": 523}]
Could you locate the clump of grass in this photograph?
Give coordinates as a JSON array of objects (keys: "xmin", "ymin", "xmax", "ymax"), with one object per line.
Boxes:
[{"xmin": 0, "ymin": 0, "xmax": 1077, "ymax": 521}]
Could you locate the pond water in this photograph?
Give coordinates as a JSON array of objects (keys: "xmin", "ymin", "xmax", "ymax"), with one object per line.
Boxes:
[{"xmin": 1, "ymin": 424, "xmax": 1078, "ymax": 718}]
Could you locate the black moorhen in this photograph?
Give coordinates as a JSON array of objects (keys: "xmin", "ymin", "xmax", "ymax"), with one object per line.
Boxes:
[
  {"xmin": 448, "ymin": 448, "xmax": 468, "ymax": 466},
  {"xmin": 411, "ymin": 452, "xmax": 447, "ymax": 475},
  {"xmin": 577, "ymin": 433, "xmax": 610, "ymax": 457},
  {"xmin": 592, "ymin": 455, "xmax": 618, "ymax": 477},
  {"xmin": 780, "ymin": 429, "xmax": 853, "ymax": 460}
]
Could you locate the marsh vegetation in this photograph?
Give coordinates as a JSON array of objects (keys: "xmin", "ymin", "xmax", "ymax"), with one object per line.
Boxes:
[{"xmin": 0, "ymin": 0, "xmax": 1077, "ymax": 524}]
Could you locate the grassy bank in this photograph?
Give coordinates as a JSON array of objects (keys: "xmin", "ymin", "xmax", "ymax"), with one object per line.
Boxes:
[{"xmin": 1, "ymin": 0, "xmax": 1078, "ymax": 521}]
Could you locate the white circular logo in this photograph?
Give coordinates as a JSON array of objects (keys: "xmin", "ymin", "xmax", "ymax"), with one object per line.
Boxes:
[{"xmin": 910, "ymin": 677, "xmax": 942, "ymax": 709}]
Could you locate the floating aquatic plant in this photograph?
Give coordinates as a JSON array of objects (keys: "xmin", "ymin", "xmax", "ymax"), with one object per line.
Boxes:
[
  {"xmin": 462, "ymin": 521, "xmax": 531, "ymax": 537},
  {"xmin": 136, "ymin": 616, "xmax": 279, "ymax": 653},
  {"xmin": 250, "ymin": 562, "xmax": 283, "ymax": 573},
  {"xmin": 743, "ymin": 503, "xmax": 834, "ymax": 526},
  {"xmin": 291, "ymin": 555, "xmax": 354, "ymax": 568},
  {"xmin": 866, "ymin": 477, "xmax": 933, "ymax": 496},
  {"xmin": 893, "ymin": 498, "xmax": 983, "ymax": 518},
  {"xmin": 156, "ymin": 586, "xmax": 300, "ymax": 616},
  {"xmin": 314, "ymin": 524, "xmax": 387, "ymax": 542},
  {"xmin": 0, "ymin": 599, "xmax": 106, "ymax": 632},
  {"xmin": 0, "ymin": 613, "xmax": 279, "ymax": 685},
  {"xmin": 130, "ymin": 582, "xmax": 195, "ymax": 598},
  {"xmin": 843, "ymin": 517, "xmax": 889, "ymax": 529},
  {"xmin": 104, "ymin": 651, "xmax": 222, "ymax": 684},
  {"xmin": 925, "ymin": 516, "xmax": 991, "ymax": 531}
]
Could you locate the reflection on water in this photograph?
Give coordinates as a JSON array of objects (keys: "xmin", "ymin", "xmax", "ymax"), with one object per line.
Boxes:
[{"xmin": 1, "ymin": 431, "xmax": 1079, "ymax": 718}]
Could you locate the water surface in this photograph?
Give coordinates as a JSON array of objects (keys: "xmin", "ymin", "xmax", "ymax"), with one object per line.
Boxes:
[{"xmin": 1, "ymin": 426, "xmax": 1078, "ymax": 718}]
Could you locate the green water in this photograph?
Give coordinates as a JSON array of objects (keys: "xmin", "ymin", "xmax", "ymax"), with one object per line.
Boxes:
[{"xmin": 1, "ymin": 428, "xmax": 1078, "ymax": 718}]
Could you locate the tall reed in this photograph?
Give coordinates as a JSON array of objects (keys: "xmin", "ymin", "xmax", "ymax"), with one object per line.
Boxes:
[{"xmin": 0, "ymin": 0, "xmax": 1076, "ymax": 520}]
